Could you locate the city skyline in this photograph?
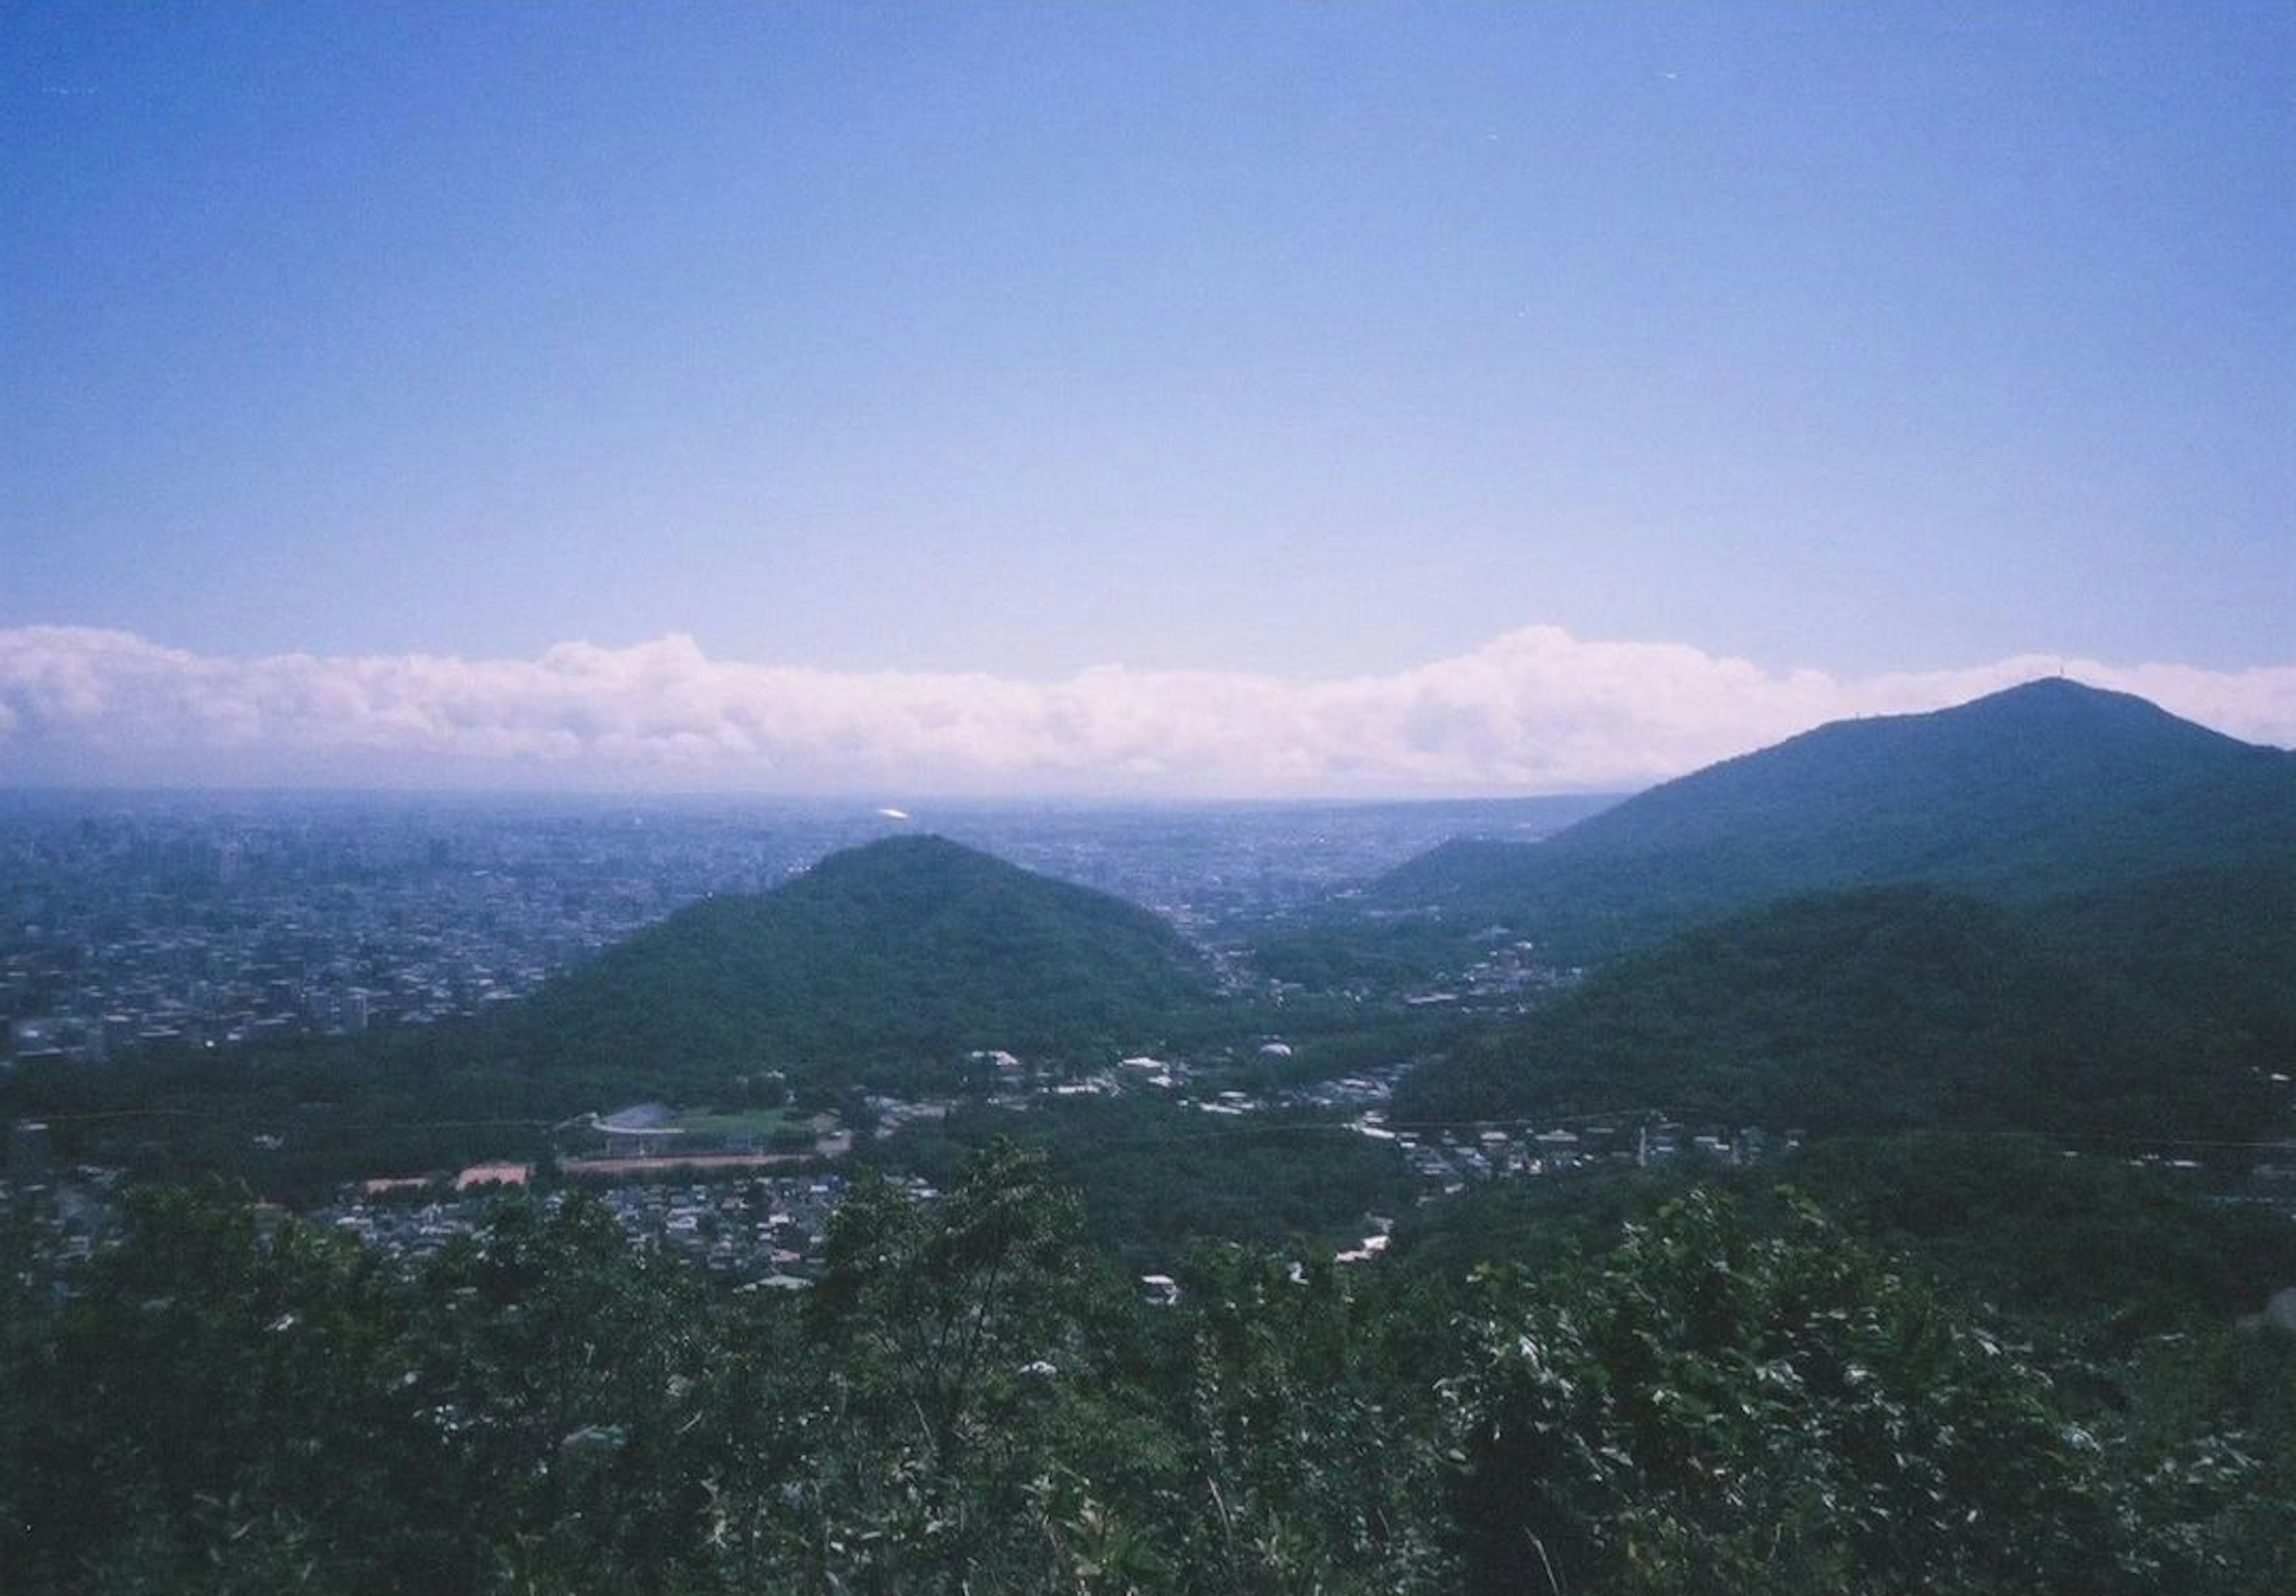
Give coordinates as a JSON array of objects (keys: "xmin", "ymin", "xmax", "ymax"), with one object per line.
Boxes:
[{"xmin": 5, "ymin": 4, "xmax": 2291, "ymax": 794}]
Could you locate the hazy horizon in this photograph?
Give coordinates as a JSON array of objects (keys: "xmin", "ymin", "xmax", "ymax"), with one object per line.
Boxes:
[{"xmin": 4, "ymin": 626, "xmax": 2290, "ymax": 800}]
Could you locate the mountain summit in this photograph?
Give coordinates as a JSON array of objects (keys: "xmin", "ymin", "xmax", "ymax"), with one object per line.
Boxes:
[
  {"xmin": 1383, "ymin": 681, "xmax": 2296, "ymax": 1140},
  {"xmin": 513, "ymin": 834, "xmax": 1219, "ymax": 1093},
  {"xmin": 1374, "ymin": 678, "xmax": 2296, "ymax": 950}
]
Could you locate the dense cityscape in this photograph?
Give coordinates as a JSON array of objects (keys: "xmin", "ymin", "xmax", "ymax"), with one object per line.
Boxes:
[{"xmin": 1, "ymin": 789, "xmax": 1602, "ymax": 1066}]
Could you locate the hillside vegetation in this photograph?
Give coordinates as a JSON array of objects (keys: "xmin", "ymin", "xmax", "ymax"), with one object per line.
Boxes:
[
  {"xmin": 1369, "ymin": 679, "xmax": 2296, "ymax": 956},
  {"xmin": 13, "ymin": 1146, "xmax": 2296, "ymax": 1596},
  {"xmin": 511, "ymin": 833, "xmax": 1222, "ymax": 1088},
  {"xmin": 1393, "ymin": 884, "xmax": 2283, "ymax": 1144},
  {"xmin": 1336, "ymin": 681, "xmax": 2296, "ymax": 1148}
]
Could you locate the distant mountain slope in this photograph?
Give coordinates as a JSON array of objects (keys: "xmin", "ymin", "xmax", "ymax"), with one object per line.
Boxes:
[
  {"xmin": 1391, "ymin": 884, "xmax": 2278, "ymax": 1144},
  {"xmin": 509, "ymin": 834, "xmax": 1220, "ymax": 1091},
  {"xmin": 2025, "ymin": 864, "xmax": 2296, "ymax": 1080},
  {"xmin": 1372, "ymin": 679, "xmax": 2296, "ymax": 951}
]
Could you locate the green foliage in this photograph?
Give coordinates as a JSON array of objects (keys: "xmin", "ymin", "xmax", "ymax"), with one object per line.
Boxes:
[
  {"xmin": 1161, "ymin": 1247, "xmax": 1457, "ymax": 1594},
  {"xmin": 8, "ymin": 1152, "xmax": 2296, "ymax": 1595},
  {"xmin": 0, "ymin": 1194, "xmax": 59, "ymax": 1579},
  {"xmin": 1445, "ymin": 1191, "xmax": 2124, "ymax": 1595},
  {"xmin": 383, "ymin": 1193, "xmax": 727, "ymax": 1593},
  {"xmin": 813, "ymin": 1144, "xmax": 1085, "ymax": 1461},
  {"xmin": 764, "ymin": 1142, "xmax": 1095, "ymax": 1594},
  {"xmin": 1398, "ymin": 1134, "xmax": 2296, "ymax": 1352},
  {"xmin": 1396, "ymin": 885, "xmax": 2276, "ymax": 1144},
  {"xmin": 859, "ymin": 1093, "xmax": 1419, "ymax": 1273},
  {"xmin": 1393, "ymin": 1164, "xmax": 1714, "ymax": 1288},
  {"xmin": 13, "ymin": 1181, "xmax": 408, "ymax": 1592},
  {"xmin": 2105, "ymin": 1329, "xmax": 2296, "ymax": 1595},
  {"xmin": 514, "ymin": 834, "xmax": 1227, "ymax": 1095},
  {"xmin": 2026, "ymin": 864, "xmax": 2296, "ymax": 1104},
  {"xmin": 1244, "ymin": 916, "xmax": 1470, "ymax": 990},
  {"xmin": 1784, "ymin": 1135, "xmax": 2296, "ymax": 1343},
  {"xmin": 0, "ymin": 1038, "xmax": 554, "ymax": 1204},
  {"xmin": 7, "ymin": 1182, "xmax": 737, "ymax": 1595}
]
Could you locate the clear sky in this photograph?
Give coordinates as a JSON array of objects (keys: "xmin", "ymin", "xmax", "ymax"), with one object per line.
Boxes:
[{"xmin": 3, "ymin": 2, "xmax": 2291, "ymax": 796}]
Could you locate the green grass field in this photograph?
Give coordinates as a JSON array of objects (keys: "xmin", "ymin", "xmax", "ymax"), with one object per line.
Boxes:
[{"xmin": 668, "ymin": 1107, "xmax": 814, "ymax": 1142}]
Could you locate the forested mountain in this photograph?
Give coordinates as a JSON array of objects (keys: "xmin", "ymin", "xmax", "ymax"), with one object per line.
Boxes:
[
  {"xmin": 1372, "ymin": 681, "xmax": 2295, "ymax": 1142},
  {"xmin": 1370, "ymin": 679, "xmax": 2296, "ymax": 954},
  {"xmin": 505, "ymin": 833, "xmax": 1222, "ymax": 1088},
  {"xmin": 1393, "ymin": 884, "xmax": 2282, "ymax": 1144},
  {"xmin": 2029, "ymin": 864, "xmax": 2296, "ymax": 1076}
]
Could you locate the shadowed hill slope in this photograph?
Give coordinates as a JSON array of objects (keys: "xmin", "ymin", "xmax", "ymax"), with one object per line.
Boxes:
[
  {"xmin": 508, "ymin": 833, "xmax": 1223, "ymax": 1090},
  {"xmin": 1392, "ymin": 883, "xmax": 2280, "ymax": 1144},
  {"xmin": 1372, "ymin": 679, "xmax": 2296, "ymax": 953}
]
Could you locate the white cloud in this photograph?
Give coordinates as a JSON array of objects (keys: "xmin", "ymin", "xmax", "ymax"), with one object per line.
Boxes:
[{"xmin": 1, "ymin": 624, "xmax": 2290, "ymax": 796}]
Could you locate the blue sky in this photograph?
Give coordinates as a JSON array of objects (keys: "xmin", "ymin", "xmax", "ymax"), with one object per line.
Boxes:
[{"xmin": 3, "ymin": 3, "xmax": 2291, "ymax": 794}]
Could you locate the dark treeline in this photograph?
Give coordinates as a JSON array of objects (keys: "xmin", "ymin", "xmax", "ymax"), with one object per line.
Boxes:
[
  {"xmin": 1394, "ymin": 883, "xmax": 2286, "ymax": 1146},
  {"xmin": 853, "ymin": 1093, "xmax": 1421, "ymax": 1273},
  {"xmin": 6, "ymin": 1143, "xmax": 2296, "ymax": 1595}
]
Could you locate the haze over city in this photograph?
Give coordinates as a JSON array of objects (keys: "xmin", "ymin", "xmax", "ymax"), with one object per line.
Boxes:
[{"xmin": 5, "ymin": 2, "xmax": 2291, "ymax": 796}]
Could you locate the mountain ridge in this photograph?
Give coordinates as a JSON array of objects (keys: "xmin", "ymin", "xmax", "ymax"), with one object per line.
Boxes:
[{"xmin": 1370, "ymin": 678, "xmax": 2296, "ymax": 952}]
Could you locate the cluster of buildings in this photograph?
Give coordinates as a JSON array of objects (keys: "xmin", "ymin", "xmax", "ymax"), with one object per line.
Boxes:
[
  {"xmin": 4, "ymin": 1047, "xmax": 1797, "ymax": 1305},
  {"xmin": 307, "ymin": 1171, "xmax": 851, "ymax": 1285},
  {"xmin": 0, "ymin": 794, "xmax": 850, "ymax": 1063},
  {"xmin": 1413, "ymin": 930, "xmax": 1586, "ymax": 1007},
  {"xmin": 1374, "ymin": 1117, "xmax": 1791, "ymax": 1188},
  {"xmin": 1280, "ymin": 1065, "xmax": 1794, "ymax": 1189}
]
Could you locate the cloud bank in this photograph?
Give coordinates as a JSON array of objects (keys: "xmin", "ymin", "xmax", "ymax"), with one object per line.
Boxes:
[{"xmin": 2, "ymin": 625, "xmax": 2291, "ymax": 797}]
